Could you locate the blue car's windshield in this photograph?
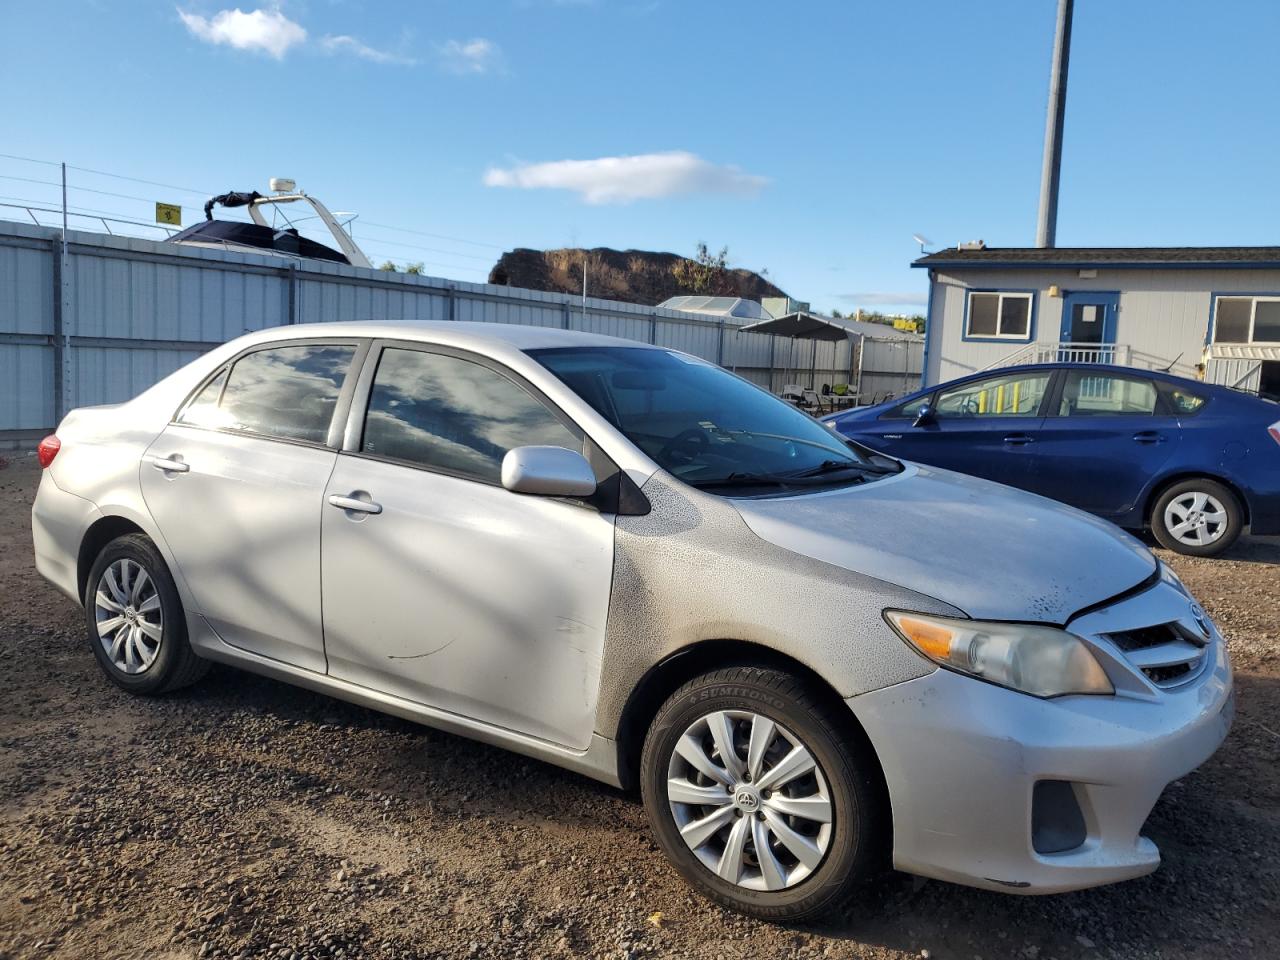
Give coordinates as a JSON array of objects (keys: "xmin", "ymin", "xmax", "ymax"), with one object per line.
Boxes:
[{"xmin": 528, "ymin": 346, "xmax": 900, "ymax": 492}]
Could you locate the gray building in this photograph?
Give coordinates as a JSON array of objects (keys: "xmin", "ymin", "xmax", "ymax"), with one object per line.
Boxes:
[{"xmin": 913, "ymin": 246, "xmax": 1280, "ymax": 398}]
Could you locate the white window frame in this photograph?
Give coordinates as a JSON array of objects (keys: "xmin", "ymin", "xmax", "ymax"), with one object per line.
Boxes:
[
  {"xmin": 965, "ymin": 291, "xmax": 1033, "ymax": 340},
  {"xmin": 1213, "ymin": 295, "xmax": 1280, "ymax": 345}
]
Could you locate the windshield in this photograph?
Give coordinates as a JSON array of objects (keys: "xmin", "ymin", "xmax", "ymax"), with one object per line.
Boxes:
[{"xmin": 528, "ymin": 346, "xmax": 900, "ymax": 493}]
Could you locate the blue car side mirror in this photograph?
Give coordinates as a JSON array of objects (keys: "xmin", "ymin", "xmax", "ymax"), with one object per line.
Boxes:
[{"xmin": 913, "ymin": 405, "xmax": 934, "ymax": 427}]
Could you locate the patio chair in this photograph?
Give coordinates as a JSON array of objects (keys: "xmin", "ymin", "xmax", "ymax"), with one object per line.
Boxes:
[{"xmin": 781, "ymin": 384, "xmax": 804, "ymax": 404}]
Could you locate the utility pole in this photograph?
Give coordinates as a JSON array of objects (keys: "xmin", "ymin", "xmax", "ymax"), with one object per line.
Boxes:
[{"xmin": 1036, "ymin": 0, "xmax": 1073, "ymax": 248}]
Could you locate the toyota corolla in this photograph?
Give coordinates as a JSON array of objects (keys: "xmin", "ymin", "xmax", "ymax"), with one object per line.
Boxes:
[{"xmin": 31, "ymin": 321, "xmax": 1234, "ymax": 920}]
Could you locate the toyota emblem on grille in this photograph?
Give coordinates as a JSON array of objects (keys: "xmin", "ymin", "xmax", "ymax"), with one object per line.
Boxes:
[{"xmin": 1191, "ymin": 604, "xmax": 1212, "ymax": 639}]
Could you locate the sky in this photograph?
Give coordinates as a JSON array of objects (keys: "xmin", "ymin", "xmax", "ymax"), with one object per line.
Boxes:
[{"xmin": 3, "ymin": 0, "xmax": 1280, "ymax": 315}]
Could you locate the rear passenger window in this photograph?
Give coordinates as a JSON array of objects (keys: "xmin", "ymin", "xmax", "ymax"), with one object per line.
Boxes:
[
  {"xmin": 1059, "ymin": 372, "xmax": 1158, "ymax": 416},
  {"xmin": 180, "ymin": 344, "xmax": 355, "ymax": 444},
  {"xmin": 361, "ymin": 348, "xmax": 581, "ymax": 482}
]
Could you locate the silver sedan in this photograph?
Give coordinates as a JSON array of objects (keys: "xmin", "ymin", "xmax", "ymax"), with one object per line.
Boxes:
[{"xmin": 31, "ymin": 321, "xmax": 1234, "ymax": 920}]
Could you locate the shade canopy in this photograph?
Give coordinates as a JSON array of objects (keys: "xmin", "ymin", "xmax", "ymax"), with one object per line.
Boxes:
[{"xmin": 739, "ymin": 311, "xmax": 923, "ymax": 342}]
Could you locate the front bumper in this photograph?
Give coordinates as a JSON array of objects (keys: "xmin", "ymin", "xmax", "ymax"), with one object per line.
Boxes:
[{"xmin": 849, "ymin": 580, "xmax": 1234, "ymax": 894}]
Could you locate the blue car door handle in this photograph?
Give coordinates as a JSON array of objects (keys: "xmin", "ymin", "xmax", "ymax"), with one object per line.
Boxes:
[
  {"xmin": 1003, "ymin": 433, "xmax": 1035, "ymax": 445},
  {"xmin": 1132, "ymin": 431, "xmax": 1166, "ymax": 444}
]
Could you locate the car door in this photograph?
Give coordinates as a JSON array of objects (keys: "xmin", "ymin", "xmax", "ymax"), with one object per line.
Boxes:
[
  {"xmin": 1029, "ymin": 369, "xmax": 1182, "ymax": 518},
  {"xmin": 319, "ymin": 342, "xmax": 615, "ymax": 751},
  {"xmin": 876, "ymin": 370, "xmax": 1054, "ymax": 492},
  {"xmin": 139, "ymin": 339, "xmax": 364, "ymax": 673}
]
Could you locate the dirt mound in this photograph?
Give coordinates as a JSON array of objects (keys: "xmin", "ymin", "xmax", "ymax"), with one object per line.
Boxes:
[{"xmin": 488, "ymin": 247, "xmax": 786, "ymax": 306}]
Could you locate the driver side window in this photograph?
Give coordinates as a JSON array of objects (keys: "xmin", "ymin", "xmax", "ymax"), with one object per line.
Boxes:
[{"xmin": 935, "ymin": 372, "xmax": 1051, "ymax": 419}]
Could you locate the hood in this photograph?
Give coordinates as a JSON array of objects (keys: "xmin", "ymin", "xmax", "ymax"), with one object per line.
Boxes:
[{"xmin": 731, "ymin": 463, "xmax": 1157, "ymax": 624}]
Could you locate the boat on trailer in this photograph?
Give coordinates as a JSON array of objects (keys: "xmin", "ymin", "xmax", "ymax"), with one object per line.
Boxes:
[{"xmin": 166, "ymin": 178, "xmax": 372, "ymax": 268}]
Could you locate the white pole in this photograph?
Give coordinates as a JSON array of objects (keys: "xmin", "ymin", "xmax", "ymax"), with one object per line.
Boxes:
[{"xmin": 58, "ymin": 163, "xmax": 72, "ymax": 420}]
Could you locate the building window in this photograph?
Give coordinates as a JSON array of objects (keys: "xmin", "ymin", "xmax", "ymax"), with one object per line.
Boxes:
[
  {"xmin": 965, "ymin": 291, "xmax": 1033, "ymax": 340},
  {"xmin": 1213, "ymin": 296, "xmax": 1280, "ymax": 344}
]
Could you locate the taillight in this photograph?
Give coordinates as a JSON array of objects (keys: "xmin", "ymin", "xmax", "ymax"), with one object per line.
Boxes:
[
  {"xmin": 37, "ymin": 434, "xmax": 61, "ymax": 468},
  {"xmin": 1270, "ymin": 420, "xmax": 1280, "ymax": 447}
]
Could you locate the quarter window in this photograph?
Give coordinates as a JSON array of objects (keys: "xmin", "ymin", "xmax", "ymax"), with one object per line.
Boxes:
[
  {"xmin": 1213, "ymin": 296, "xmax": 1280, "ymax": 344},
  {"xmin": 881, "ymin": 394, "xmax": 933, "ymax": 420},
  {"xmin": 1059, "ymin": 371, "xmax": 1158, "ymax": 416},
  {"xmin": 178, "ymin": 344, "xmax": 354, "ymax": 444},
  {"xmin": 935, "ymin": 372, "xmax": 1050, "ymax": 418},
  {"xmin": 360, "ymin": 348, "xmax": 582, "ymax": 482},
  {"xmin": 966, "ymin": 292, "xmax": 1033, "ymax": 339},
  {"xmin": 1164, "ymin": 386, "xmax": 1206, "ymax": 415}
]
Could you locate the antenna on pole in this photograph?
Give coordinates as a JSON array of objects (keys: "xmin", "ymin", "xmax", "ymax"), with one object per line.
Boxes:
[{"xmin": 1036, "ymin": 0, "xmax": 1074, "ymax": 248}]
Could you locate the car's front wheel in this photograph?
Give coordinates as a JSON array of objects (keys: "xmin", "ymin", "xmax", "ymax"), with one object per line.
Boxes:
[
  {"xmin": 1150, "ymin": 478, "xmax": 1243, "ymax": 557},
  {"xmin": 640, "ymin": 665, "xmax": 887, "ymax": 920},
  {"xmin": 84, "ymin": 533, "xmax": 208, "ymax": 694}
]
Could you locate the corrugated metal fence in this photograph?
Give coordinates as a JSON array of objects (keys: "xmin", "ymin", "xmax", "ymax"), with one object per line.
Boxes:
[{"xmin": 0, "ymin": 220, "xmax": 919, "ymax": 442}]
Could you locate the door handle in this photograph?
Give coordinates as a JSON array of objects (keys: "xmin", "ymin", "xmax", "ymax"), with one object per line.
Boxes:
[
  {"xmin": 327, "ymin": 493, "xmax": 383, "ymax": 515},
  {"xmin": 147, "ymin": 455, "xmax": 190, "ymax": 473},
  {"xmin": 1132, "ymin": 431, "xmax": 1165, "ymax": 444},
  {"xmin": 1003, "ymin": 434, "xmax": 1035, "ymax": 445}
]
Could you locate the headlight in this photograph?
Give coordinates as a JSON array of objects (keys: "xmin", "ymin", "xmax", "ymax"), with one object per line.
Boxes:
[{"xmin": 884, "ymin": 611, "xmax": 1113, "ymax": 698}]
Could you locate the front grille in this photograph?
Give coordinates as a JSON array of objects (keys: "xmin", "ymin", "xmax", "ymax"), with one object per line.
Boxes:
[{"xmin": 1103, "ymin": 622, "xmax": 1208, "ymax": 689}]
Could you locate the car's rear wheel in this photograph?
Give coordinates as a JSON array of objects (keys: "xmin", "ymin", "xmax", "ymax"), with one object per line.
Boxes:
[
  {"xmin": 640, "ymin": 665, "xmax": 887, "ymax": 920},
  {"xmin": 84, "ymin": 533, "xmax": 208, "ymax": 694},
  {"xmin": 1150, "ymin": 478, "xmax": 1243, "ymax": 557}
]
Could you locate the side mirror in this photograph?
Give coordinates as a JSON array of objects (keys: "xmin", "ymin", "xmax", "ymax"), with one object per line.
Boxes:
[
  {"xmin": 912, "ymin": 404, "xmax": 934, "ymax": 427},
  {"xmin": 501, "ymin": 446, "xmax": 597, "ymax": 498}
]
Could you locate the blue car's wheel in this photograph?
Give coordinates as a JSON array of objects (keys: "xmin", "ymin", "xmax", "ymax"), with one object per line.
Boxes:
[{"xmin": 1151, "ymin": 478, "xmax": 1242, "ymax": 558}]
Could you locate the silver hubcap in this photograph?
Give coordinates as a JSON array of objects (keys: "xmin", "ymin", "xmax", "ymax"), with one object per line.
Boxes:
[
  {"xmin": 666, "ymin": 710, "xmax": 833, "ymax": 891},
  {"xmin": 1164, "ymin": 492, "xmax": 1228, "ymax": 547},
  {"xmin": 94, "ymin": 558, "xmax": 163, "ymax": 674}
]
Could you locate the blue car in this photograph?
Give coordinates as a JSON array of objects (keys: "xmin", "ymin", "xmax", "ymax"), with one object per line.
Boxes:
[{"xmin": 826, "ymin": 363, "xmax": 1280, "ymax": 557}]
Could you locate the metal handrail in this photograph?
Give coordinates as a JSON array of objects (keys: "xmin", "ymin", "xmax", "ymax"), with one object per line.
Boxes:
[{"xmin": 0, "ymin": 202, "xmax": 179, "ymax": 238}]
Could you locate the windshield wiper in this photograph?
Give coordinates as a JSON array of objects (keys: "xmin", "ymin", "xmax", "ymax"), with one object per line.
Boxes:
[
  {"xmin": 784, "ymin": 458, "xmax": 892, "ymax": 480},
  {"xmin": 690, "ymin": 472, "xmax": 791, "ymax": 490}
]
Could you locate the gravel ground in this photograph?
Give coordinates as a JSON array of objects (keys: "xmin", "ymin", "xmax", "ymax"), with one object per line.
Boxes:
[{"xmin": 1, "ymin": 454, "xmax": 1276, "ymax": 960}]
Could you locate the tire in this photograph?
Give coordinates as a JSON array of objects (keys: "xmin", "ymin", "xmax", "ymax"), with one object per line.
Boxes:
[
  {"xmin": 640, "ymin": 665, "xmax": 888, "ymax": 921},
  {"xmin": 1150, "ymin": 478, "xmax": 1243, "ymax": 557},
  {"xmin": 84, "ymin": 533, "xmax": 208, "ymax": 695}
]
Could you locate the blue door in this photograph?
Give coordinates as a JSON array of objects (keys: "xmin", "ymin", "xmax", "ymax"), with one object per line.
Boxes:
[
  {"xmin": 891, "ymin": 369, "xmax": 1055, "ymax": 492},
  {"xmin": 1059, "ymin": 292, "xmax": 1119, "ymax": 361},
  {"xmin": 1029, "ymin": 369, "xmax": 1181, "ymax": 520}
]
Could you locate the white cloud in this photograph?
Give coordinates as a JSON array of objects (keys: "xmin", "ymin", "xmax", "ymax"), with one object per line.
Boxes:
[
  {"xmin": 177, "ymin": 6, "xmax": 307, "ymax": 59},
  {"xmin": 837, "ymin": 291, "xmax": 929, "ymax": 307},
  {"xmin": 321, "ymin": 34, "xmax": 416, "ymax": 65},
  {"xmin": 439, "ymin": 38, "xmax": 501, "ymax": 74},
  {"xmin": 483, "ymin": 151, "xmax": 768, "ymax": 205}
]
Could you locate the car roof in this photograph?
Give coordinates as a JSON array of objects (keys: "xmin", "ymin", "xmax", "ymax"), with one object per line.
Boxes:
[
  {"xmin": 943, "ymin": 361, "xmax": 1223, "ymax": 391},
  {"xmin": 231, "ymin": 320, "xmax": 661, "ymax": 353}
]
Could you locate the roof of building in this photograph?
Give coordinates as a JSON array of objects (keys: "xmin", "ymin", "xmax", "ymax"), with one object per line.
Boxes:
[
  {"xmin": 912, "ymin": 246, "xmax": 1280, "ymax": 269},
  {"xmin": 657, "ymin": 296, "xmax": 773, "ymax": 321}
]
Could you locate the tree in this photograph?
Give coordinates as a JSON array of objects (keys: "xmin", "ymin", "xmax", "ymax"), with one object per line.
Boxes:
[
  {"xmin": 379, "ymin": 260, "xmax": 426, "ymax": 275},
  {"xmin": 672, "ymin": 242, "xmax": 730, "ymax": 294}
]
